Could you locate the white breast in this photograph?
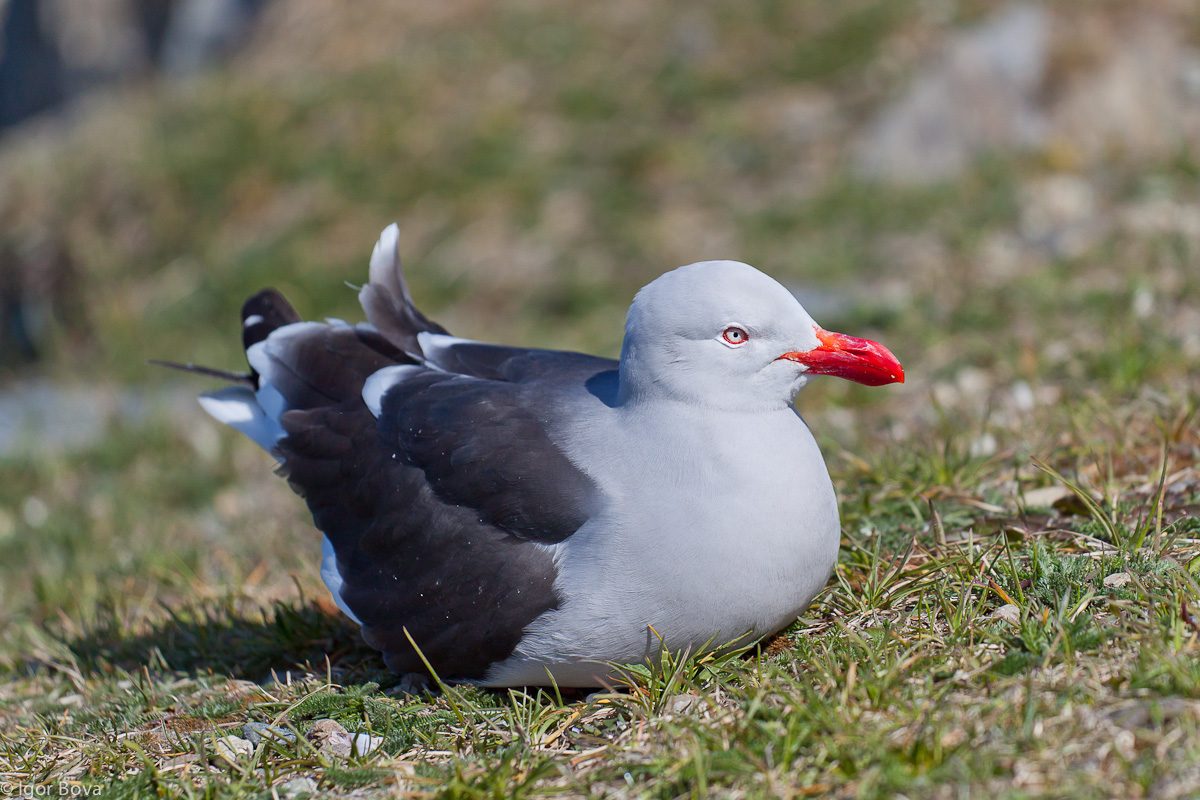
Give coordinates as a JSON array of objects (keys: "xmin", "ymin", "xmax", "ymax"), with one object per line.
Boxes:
[{"xmin": 483, "ymin": 401, "xmax": 840, "ymax": 686}]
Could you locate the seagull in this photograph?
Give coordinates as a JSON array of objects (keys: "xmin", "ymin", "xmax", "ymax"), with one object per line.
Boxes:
[{"xmin": 189, "ymin": 224, "xmax": 903, "ymax": 687}]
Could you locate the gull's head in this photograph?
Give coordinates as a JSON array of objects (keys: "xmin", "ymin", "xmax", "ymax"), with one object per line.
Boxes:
[{"xmin": 618, "ymin": 260, "xmax": 904, "ymax": 410}]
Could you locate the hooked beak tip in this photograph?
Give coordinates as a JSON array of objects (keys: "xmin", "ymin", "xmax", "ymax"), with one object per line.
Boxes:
[{"xmin": 779, "ymin": 328, "xmax": 905, "ymax": 387}]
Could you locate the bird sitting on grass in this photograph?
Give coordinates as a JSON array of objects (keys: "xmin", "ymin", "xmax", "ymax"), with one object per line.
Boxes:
[{"xmin": 179, "ymin": 224, "xmax": 903, "ymax": 687}]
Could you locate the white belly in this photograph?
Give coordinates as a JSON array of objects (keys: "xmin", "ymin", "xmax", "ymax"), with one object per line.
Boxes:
[{"xmin": 484, "ymin": 402, "xmax": 840, "ymax": 687}]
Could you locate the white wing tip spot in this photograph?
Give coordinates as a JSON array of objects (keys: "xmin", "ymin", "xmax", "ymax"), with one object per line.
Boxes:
[{"xmin": 362, "ymin": 364, "xmax": 424, "ymax": 418}]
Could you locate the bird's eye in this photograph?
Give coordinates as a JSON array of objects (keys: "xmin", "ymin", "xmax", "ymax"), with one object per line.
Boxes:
[{"xmin": 722, "ymin": 326, "xmax": 749, "ymax": 345}]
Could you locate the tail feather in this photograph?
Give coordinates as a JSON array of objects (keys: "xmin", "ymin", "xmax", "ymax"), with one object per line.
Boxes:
[
  {"xmin": 198, "ymin": 385, "xmax": 285, "ymax": 453},
  {"xmin": 358, "ymin": 223, "xmax": 448, "ymax": 357},
  {"xmin": 185, "ymin": 224, "xmax": 441, "ymax": 460}
]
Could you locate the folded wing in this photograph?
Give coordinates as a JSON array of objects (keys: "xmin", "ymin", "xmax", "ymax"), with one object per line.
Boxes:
[{"xmin": 199, "ymin": 226, "xmax": 610, "ymax": 680}]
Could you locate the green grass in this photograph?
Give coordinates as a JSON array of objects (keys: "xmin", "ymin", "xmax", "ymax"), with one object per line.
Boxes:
[
  {"xmin": 2, "ymin": 0, "xmax": 1200, "ymax": 797},
  {"xmin": 2, "ymin": 392, "xmax": 1197, "ymax": 798}
]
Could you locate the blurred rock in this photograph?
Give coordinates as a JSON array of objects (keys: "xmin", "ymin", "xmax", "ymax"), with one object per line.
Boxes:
[
  {"xmin": 666, "ymin": 692, "xmax": 703, "ymax": 716},
  {"xmin": 211, "ymin": 734, "xmax": 252, "ymax": 763},
  {"xmin": 991, "ymin": 603, "xmax": 1021, "ymax": 625},
  {"xmin": 51, "ymin": 0, "xmax": 148, "ymax": 90},
  {"xmin": 1018, "ymin": 174, "xmax": 1104, "ymax": 259},
  {"xmin": 857, "ymin": 3, "xmax": 1200, "ymax": 183},
  {"xmin": 160, "ymin": 753, "xmax": 201, "ymax": 772},
  {"xmin": 1048, "ymin": 18, "xmax": 1200, "ymax": 167},
  {"xmin": 277, "ymin": 777, "xmax": 319, "ymax": 798},
  {"xmin": 307, "ymin": 718, "xmax": 353, "ymax": 759},
  {"xmin": 1021, "ymin": 485, "xmax": 1072, "ymax": 509},
  {"xmin": 0, "ymin": 379, "xmax": 198, "ymax": 456},
  {"xmin": 1104, "ymin": 572, "xmax": 1132, "ymax": 588},
  {"xmin": 775, "ymin": 89, "xmax": 841, "ymax": 146},
  {"xmin": 242, "ymin": 721, "xmax": 297, "ymax": 747},
  {"xmin": 160, "ymin": 0, "xmax": 266, "ymax": 77},
  {"xmin": 1120, "ymin": 198, "xmax": 1200, "ymax": 242},
  {"xmin": 969, "ymin": 432, "xmax": 997, "ymax": 457},
  {"xmin": 352, "ymin": 731, "xmax": 385, "ymax": 755},
  {"xmin": 855, "ymin": 4, "xmax": 1050, "ymax": 184}
]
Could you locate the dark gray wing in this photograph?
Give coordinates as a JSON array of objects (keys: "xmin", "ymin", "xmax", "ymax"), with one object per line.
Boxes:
[
  {"xmin": 375, "ymin": 369, "xmax": 601, "ymax": 542},
  {"xmin": 419, "ymin": 336, "xmax": 618, "ymax": 385},
  {"xmin": 241, "ymin": 306, "xmax": 604, "ymax": 680},
  {"xmin": 279, "ymin": 384, "xmax": 567, "ymax": 680}
]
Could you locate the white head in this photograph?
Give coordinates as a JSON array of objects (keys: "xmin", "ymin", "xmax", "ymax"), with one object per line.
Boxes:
[{"xmin": 617, "ymin": 261, "xmax": 903, "ymax": 411}]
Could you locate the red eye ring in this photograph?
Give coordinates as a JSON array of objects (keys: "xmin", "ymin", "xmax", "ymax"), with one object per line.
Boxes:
[{"xmin": 722, "ymin": 326, "xmax": 749, "ymax": 345}]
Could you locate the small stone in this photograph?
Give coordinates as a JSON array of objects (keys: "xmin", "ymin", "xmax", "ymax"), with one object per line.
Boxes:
[
  {"xmin": 969, "ymin": 433, "xmax": 998, "ymax": 458},
  {"xmin": 243, "ymin": 721, "xmax": 297, "ymax": 747},
  {"xmin": 1021, "ymin": 485, "xmax": 1073, "ymax": 509},
  {"xmin": 992, "ymin": 603, "xmax": 1021, "ymax": 625},
  {"xmin": 277, "ymin": 776, "xmax": 319, "ymax": 797},
  {"xmin": 212, "ymin": 735, "xmax": 252, "ymax": 763},
  {"xmin": 1104, "ymin": 572, "xmax": 1132, "ymax": 588},
  {"xmin": 161, "ymin": 753, "xmax": 200, "ymax": 772},
  {"xmin": 666, "ymin": 693, "xmax": 702, "ymax": 715},
  {"xmin": 308, "ymin": 719, "xmax": 353, "ymax": 759},
  {"xmin": 940, "ymin": 728, "xmax": 968, "ymax": 749},
  {"xmin": 352, "ymin": 732, "xmax": 385, "ymax": 756}
]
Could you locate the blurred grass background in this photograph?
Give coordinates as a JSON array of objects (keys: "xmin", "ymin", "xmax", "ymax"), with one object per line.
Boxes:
[{"xmin": 1, "ymin": 0, "xmax": 1199, "ymax": 796}]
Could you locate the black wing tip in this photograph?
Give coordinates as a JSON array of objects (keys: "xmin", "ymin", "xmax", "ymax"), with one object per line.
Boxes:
[{"xmin": 242, "ymin": 288, "xmax": 302, "ymax": 351}]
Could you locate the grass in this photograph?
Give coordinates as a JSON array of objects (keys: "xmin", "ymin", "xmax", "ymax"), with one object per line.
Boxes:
[
  {"xmin": 1, "ymin": 0, "xmax": 1199, "ymax": 797},
  {"xmin": 2, "ymin": 392, "xmax": 1197, "ymax": 798}
]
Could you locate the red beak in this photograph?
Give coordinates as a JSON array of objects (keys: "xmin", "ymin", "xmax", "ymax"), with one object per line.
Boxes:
[{"xmin": 778, "ymin": 328, "xmax": 904, "ymax": 386}]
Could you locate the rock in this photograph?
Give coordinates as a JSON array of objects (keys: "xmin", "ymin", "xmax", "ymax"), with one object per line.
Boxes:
[
  {"xmin": 992, "ymin": 603, "xmax": 1021, "ymax": 625},
  {"xmin": 243, "ymin": 721, "xmax": 297, "ymax": 747},
  {"xmin": 1018, "ymin": 174, "xmax": 1104, "ymax": 259},
  {"xmin": 352, "ymin": 732, "xmax": 386, "ymax": 755},
  {"xmin": 161, "ymin": 0, "xmax": 265, "ymax": 78},
  {"xmin": 855, "ymin": 4, "xmax": 1050, "ymax": 183},
  {"xmin": 161, "ymin": 753, "xmax": 200, "ymax": 772},
  {"xmin": 277, "ymin": 776, "xmax": 319, "ymax": 797},
  {"xmin": 1048, "ymin": 19, "xmax": 1200, "ymax": 167},
  {"xmin": 666, "ymin": 693, "xmax": 702, "ymax": 715},
  {"xmin": 306, "ymin": 718, "xmax": 385, "ymax": 758},
  {"xmin": 0, "ymin": 380, "xmax": 200, "ymax": 458},
  {"xmin": 307, "ymin": 718, "xmax": 353, "ymax": 759},
  {"xmin": 1103, "ymin": 572, "xmax": 1132, "ymax": 588},
  {"xmin": 212, "ymin": 735, "xmax": 253, "ymax": 763},
  {"xmin": 1021, "ymin": 485, "xmax": 1074, "ymax": 509},
  {"xmin": 858, "ymin": 6, "xmax": 1200, "ymax": 183},
  {"xmin": 969, "ymin": 433, "xmax": 998, "ymax": 458}
]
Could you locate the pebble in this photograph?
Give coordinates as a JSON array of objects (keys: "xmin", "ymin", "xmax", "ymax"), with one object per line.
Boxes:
[
  {"xmin": 352, "ymin": 732, "xmax": 385, "ymax": 755},
  {"xmin": 160, "ymin": 753, "xmax": 200, "ymax": 772},
  {"xmin": 1104, "ymin": 571, "xmax": 1132, "ymax": 588},
  {"xmin": 307, "ymin": 718, "xmax": 352, "ymax": 759},
  {"xmin": 277, "ymin": 777, "xmax": 319, "ymax": 797},
  {"xmin": 243, "ymin": 721, "xmax": 297, "ymax": 747},
  {"xmin": 304, "ymin": 718, "xmax": 386, "ymax": 758},
  {"xmin": 212, "ymin": 735, "xmax": 253, "ymax": 763},
  {"xmin": 666, "ymin": 693, "xmax": 702, "ymax": 715},
  {"xmin": 1020, "ymin": 485, "xmax": 1073, "ymax": 508},
  {"xmin": 991, "ymin": 603, "xmax": 1021, "ymax": 625}
]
